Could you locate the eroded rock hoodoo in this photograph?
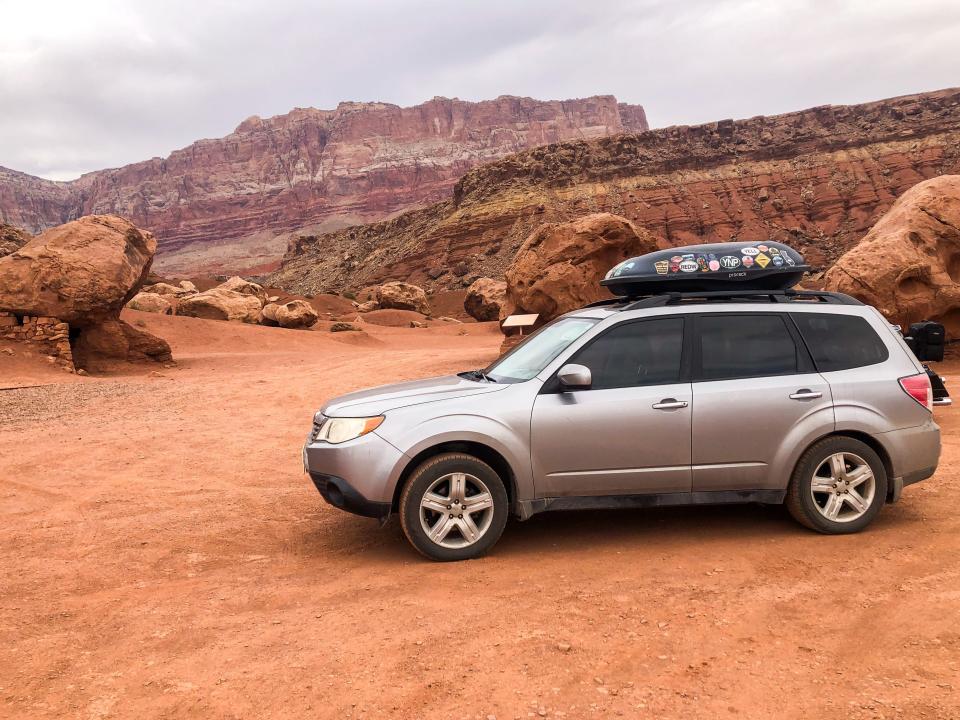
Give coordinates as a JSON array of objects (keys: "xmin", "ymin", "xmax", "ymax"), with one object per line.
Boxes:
[
  {"xmin": 824, "ymin": 175, "xmax": 960, "ymax": 332},
  {"xmin": 0, "ymin": 214, "xmax": 172, "ymax": 370}
]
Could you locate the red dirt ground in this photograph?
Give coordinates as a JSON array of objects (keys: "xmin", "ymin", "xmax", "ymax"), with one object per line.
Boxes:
[{"xmin": 1, "ymin": 313, "xmax": 958, "ymax": 719}]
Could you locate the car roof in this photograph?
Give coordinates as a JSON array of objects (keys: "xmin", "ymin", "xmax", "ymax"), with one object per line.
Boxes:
[{"xmin": 566, "ymin": 290, "xmax": 873, "ymax": 321}]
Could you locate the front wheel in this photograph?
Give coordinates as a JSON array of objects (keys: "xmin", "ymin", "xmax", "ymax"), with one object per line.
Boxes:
[
  {"xmin": 399, "ymin": 453, "xmax": 509, "ymax": 561},
  {"xmin": 786, "ymin": 436, "xmax": 888, "ymax": 534}
]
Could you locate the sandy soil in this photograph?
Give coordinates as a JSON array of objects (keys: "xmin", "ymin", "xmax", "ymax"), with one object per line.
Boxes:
[{"xmin": 2, "ymin": 313, "xmax": 959, "ymax": 719}]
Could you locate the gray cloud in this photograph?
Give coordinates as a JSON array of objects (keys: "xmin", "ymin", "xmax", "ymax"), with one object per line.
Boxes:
[{"xmin": 2, "ymin": 0, "xmax": 959, "ymax": 180}]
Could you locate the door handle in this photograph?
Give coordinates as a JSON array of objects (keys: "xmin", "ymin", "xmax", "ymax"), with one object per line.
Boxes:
[
  {"xmin": 652, "ymin": 398, "xmax": 688, "ymax": 410},
  {"xmin": 789, "ymin": 389, "xmax": 823, "ymax": 400}
]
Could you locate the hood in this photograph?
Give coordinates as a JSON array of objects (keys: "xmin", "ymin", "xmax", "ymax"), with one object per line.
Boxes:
[{"xmin": 321, "ymin": 374, "xmax": 506, "ymax": 416}]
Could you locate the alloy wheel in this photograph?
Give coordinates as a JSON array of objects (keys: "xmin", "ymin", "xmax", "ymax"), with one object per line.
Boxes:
[
  {"xmin": 419, "ymin": 472, "xmax": 495, "ymax": 549},
  {"xmin": 809, "ymin": 451, "xmax": 876, "ymax": 523}
]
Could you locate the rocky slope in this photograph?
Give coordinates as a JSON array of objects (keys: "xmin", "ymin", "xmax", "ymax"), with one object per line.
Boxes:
[
  {"xmin": 269, "ymin": 87, "xmax": 960, "ymax": 296},
  {"xmin": 0, "ymin": 223, "xmax": 31, "ymax": 257},
  {"xmin": 0, "ymin": 96, "xmax": 647, "ymax": 275}
]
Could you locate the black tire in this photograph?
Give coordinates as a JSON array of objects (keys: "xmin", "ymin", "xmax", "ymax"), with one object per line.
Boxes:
[
  {"xmin": 786, "ymin": 436, "xmax": 888, "ymax": 534},
  {"xmin": 399, "ymin": 452, "xmax": 509, "ymax": 561}
]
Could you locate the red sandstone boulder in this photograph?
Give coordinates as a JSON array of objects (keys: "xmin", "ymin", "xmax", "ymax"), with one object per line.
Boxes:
[
  {"xmin": 0, "ymin": 215, "xmax": 172, "ymax": 367},
  {"xmin": 259, "ymin": 302, "xmax": 281, "ymax": 326},
  {"xmin": 127, "ymin": 292, "xmax": 174, "ymax": 315},
  {"xmin": 0, "ymin": 215, "xmax": 156, "ymax": 326},
  {"xmin": 141, "ymin": 282, "xmax": 196, "ymax": 299},
  {"xmin": 177, "ymin": 288, "xmax": 262, "ymax": 323},
  {"xmin": 376, "ymin": 281, "xmax": 430, "ymax": 314},
  {"xmin": 262, "ymin": 299, "xmax": 319, "ymax": 329},
  {"xmin": 217, "ymin": 276, "xmax": 267, "ymax": 305},
  {"xmin": 464, "ymin": 278, "xmax": 506, "ymax": 321},
  {"xmin": 501, "ymin": 213, "xmax": 660, "ymax": 327},
  {"xmin": 824, "ymin": 175, "xmax": 960, "ymax": 331},
  {"xmin": 72, "ymin": 319, "xmax": 172, "ymax": 367}
]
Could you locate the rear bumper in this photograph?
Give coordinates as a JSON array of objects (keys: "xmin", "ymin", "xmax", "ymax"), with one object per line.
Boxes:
[{"xmin": 882, "ymin": 419, "xmax": 940, "ymax": 501}]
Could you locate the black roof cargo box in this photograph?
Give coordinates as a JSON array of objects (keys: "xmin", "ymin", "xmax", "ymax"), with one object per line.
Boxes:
[{"xmin": 601, "ymin": 241, "xmax": 811, "ymax": 297}]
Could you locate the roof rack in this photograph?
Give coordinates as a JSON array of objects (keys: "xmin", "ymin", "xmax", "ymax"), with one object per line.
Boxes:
[{"xmin": 621, "ymin": 289, "xmax": 862, "ymax": 311}]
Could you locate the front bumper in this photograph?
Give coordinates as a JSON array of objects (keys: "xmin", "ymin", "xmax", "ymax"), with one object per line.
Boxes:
[
  {"xmin": 302, "ymin": 430, "xmax": 405, "ymax": 519},
  {"xmin": 308, "ymin": 472, "xmax": 391, "ymax": 519}
]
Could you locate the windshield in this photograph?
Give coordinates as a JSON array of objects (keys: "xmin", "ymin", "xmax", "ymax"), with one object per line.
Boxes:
[{"xmin": 485, "ymin": 316, "xmax": 599, "ymax": 383}]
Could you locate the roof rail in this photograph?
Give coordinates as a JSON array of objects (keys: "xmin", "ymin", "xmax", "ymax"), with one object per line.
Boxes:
[
  {"xmin": 583, "ymin": 297, "xmax": 629, "ymax": 309},
  {"xmin": 622, "ymin": 289, "xmax": 862, "ymax": 310}
]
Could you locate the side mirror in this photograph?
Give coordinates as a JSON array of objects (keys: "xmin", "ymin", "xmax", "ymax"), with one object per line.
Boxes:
[{"xmin": 557, "ymin": 363, "xmax": 592, "ymax": 391}]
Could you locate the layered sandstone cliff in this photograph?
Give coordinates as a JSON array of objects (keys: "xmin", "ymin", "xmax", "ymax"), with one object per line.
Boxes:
[
  {"xmin": 270, "ymin": 87, "xmax": 960, "ymax": 296},
  {"xmin": 0, "ymin": 95, "xmax": 647, "ymax": 275}
]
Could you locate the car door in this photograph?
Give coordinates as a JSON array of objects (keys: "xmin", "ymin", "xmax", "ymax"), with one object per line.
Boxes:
[
  {"xmin": 690, "ymin": 312, "xmax": 834, "ymax": 492},
  {"xmin": 530, "ymin": 316, "xmax": 692, "ymax": 497}
]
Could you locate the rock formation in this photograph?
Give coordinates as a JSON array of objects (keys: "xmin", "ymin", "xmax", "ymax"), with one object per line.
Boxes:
[
  {"xmin": 502, "ymin": 214, "xmax": 659, "ymax": 327},
  {"xmin": 270, "ymin": 87, "xmax": 960, "ymax": 296},
  {"xmin": 824, "ymin": 175, "xmax": 960, "ymax": 331},
  {"xmin": 141, "ymin": 282, "xmax": 196, "ymax": 300},
  {"xmin": 0, "ymin": 95, "xmax": 647, "ymax": 275},
  {"xmin": 72, "ymin": 320, "xmax": 173, "ymax": 368},
  {"xmin": 260, "ymin": 299, "xmax": 319, "ymax": 329},
  {"xmin": 0, "ymin": 215, "xmax": 155, "ymax": 325},
  {"xmin": 0, "ymin": 223, "xmax": 30, "ymax": 257},
  {"xmin": 217, "ymin": 276, "xmax": 268, "ymax": 305},
  {"xmin": 127, "ymin": 292, "xmax": 174, "ymax": 315},
  {"xmin": 176, "ymin": 287, "xmax": 263, "ymax": 323},
  {"xmin": 464, "ymin": 278, "xmax": 507, "ymax": 321},
  {"xmin": 376, "ymin": 282, "xmax": 430, "ymax": 315},
  {"xmin": 0, "ymin": 214, "xmax": 171, "ymax": 368}
]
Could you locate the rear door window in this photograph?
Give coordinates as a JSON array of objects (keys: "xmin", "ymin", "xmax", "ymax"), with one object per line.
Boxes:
[
  {"xmin": 792, "ymin": 312, "xmax": 889, "ymax": 371},
  {"xmin": 696, "ymin": 314, "xmax": 802, "ymax": 380}
]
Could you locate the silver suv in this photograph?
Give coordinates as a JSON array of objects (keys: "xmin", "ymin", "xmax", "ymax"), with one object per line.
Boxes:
[{"xmin": 303, "ymin": 290, "xmax": 941, "ymax": 561}]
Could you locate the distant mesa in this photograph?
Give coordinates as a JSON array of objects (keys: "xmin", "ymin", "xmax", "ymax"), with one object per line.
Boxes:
[
  {"xmin": 268, "ymin": 86, "xmax": 960, "ymax": 300},
  {"xmin": 0, "ymin": 94, "xmax": 647, "ymax": 276}
]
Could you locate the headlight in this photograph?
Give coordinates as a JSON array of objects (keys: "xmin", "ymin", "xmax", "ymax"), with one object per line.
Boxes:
[{"xmin": 314, "ymin": 416, "xmax": 385, "ymax": 444}]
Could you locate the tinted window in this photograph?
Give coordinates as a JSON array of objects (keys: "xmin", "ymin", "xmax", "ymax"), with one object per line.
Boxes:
[
  {"xmin": 793, "ymin": 313, "xmax": 889, "ymax": 371},
  {"xmin": 698, "ymin": 314, "xmax": 799, "ymax": 380},
  {"xmin": 572, "ymin": 318, "xmax": 683, "ymax": 390}
]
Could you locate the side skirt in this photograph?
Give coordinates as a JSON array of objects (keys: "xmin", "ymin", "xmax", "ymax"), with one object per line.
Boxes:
[{"xmin": 516, "ymin": 489, "xmax": 786, "ymax": 520}]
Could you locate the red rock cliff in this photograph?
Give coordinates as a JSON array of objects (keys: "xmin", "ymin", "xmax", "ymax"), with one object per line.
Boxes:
[
  {"xmin": 0, "ymin": 95, "xmax": 647, "ymax": 275},
  {"xmin": 268, "ymin": 87, "xmax": 960, "ymax": 296}
]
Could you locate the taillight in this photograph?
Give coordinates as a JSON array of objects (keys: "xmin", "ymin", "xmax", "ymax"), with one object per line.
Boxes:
[{"xmin": 899, "ymin": 373, "xmax": 933, "ymax": 412}]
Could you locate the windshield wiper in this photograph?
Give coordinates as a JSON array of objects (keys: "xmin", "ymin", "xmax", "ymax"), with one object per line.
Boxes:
[{"xmin": 461, "ymin": 369, "xmax": 496, "ymax": 383}]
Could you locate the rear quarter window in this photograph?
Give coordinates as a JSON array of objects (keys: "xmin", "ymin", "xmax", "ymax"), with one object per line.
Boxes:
[{"xmin": 792, "ymin": 313, "xmax": 889, "ymax": 372}]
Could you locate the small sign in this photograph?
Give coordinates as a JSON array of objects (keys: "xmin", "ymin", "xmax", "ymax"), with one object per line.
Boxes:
[{"xmin": 501, "ymin": 313, "xmax": 539, "ymax": 336}]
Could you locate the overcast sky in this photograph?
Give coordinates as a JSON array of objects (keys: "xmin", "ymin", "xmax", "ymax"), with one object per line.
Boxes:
[{"xmin": 2, "ymin": 0, "xmax": 959, "ymax": 181}]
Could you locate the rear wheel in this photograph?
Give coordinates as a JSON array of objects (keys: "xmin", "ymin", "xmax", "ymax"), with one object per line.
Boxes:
[
  {"xmin": 399, "ymin": 453, "xmax": 509, "ymax": 561},
  {"xmin": 786, "ymin": 436, "xmax": 887, "ymax": 534}
]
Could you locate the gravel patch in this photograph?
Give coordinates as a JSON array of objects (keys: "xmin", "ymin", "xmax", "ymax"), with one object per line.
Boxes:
[{"xmin": 0, "ymin": 382, "xmax": 144, "ymax": 427}]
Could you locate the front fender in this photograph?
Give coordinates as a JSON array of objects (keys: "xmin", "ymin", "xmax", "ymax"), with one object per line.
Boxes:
[{"xmin": 376, "ymin": 408, "xmax": 535, "ymax": 503}]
